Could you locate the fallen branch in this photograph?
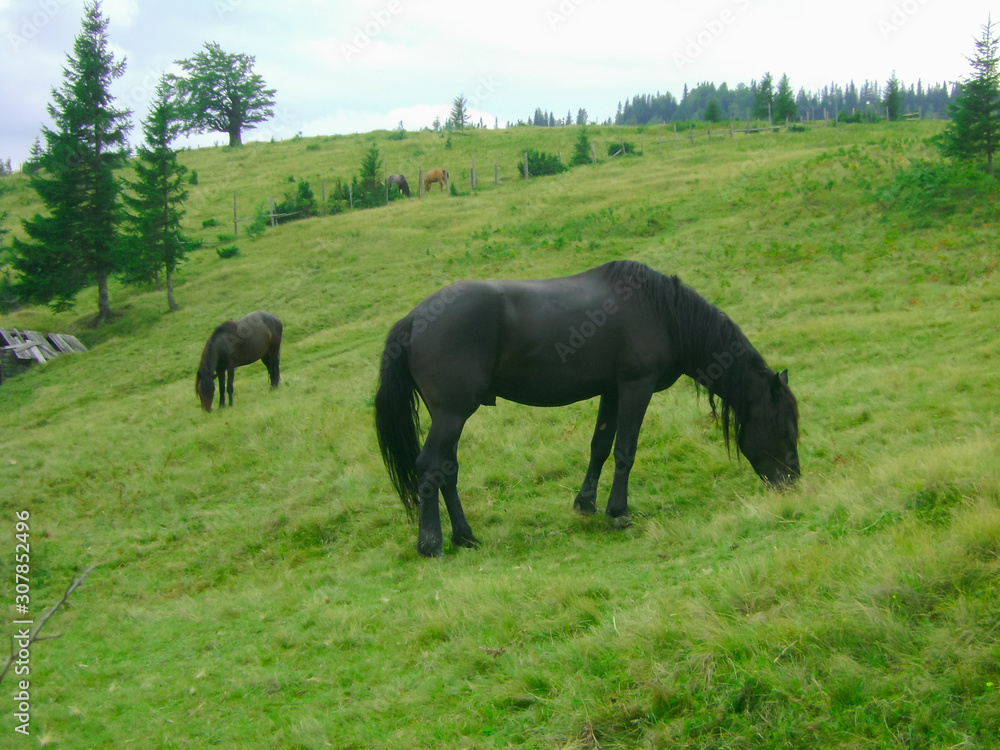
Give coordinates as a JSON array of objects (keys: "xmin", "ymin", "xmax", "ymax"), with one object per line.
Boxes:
[{"xmin": 0, "ymin": 563, "xmax": 97, "ymax": 684}]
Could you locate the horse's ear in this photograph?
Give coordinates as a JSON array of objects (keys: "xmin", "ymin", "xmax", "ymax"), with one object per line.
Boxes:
[{"xmin": 771, "ymin": 369, "xmax": 788, "ymax": 398}]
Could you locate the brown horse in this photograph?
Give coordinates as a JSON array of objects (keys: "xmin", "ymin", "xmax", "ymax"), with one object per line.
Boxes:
[
  {"xmin": 195, "ymin": 311, "xmax": 282, "ymax": 412},
  {"xmin": 423, "ymin": 168, "xmax": 449, "ymax": 192}
]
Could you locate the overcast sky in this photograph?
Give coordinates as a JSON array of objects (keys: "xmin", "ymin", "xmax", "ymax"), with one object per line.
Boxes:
[{"xmin": 0, "ymin": 0, "xmax": 994, "ymax": 169}]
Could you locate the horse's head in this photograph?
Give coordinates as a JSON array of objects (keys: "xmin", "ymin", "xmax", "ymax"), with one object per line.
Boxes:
[
  {"xmin": 195, "ymin": 369, "xmax": 215, "ymax": 412},
  {"xmin": 738, "ymin": 369, "xmax": 800, "ymax": 487}
]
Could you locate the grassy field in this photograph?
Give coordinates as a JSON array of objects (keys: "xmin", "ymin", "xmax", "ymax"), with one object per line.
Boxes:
[{"xmin": 1, "ymin": 120, "xmax": 998, "ymax": 749}]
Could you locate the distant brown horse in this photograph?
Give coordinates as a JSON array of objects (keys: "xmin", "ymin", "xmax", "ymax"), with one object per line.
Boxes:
[
  {"xmin": 195, "ymin": 311, "xmax": 282, "ymax": 412},
  {"xmin": 423, "ymin": 168, "xmax": 449, "ymax": 192}
]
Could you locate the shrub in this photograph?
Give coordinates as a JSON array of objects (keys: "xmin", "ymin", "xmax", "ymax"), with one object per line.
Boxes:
[
  {"xmin": 874, "ymin": 159, "xmax": 1000, "ymax": 224},
  {"xmin": 216, "ymin": 245, "xmax": 240, "ymax": 259},
  {"xmin": 608, "ymin": 141, "xmax": 637, "ymax": 157},
  {"xmin": 517, "ymin": 149, "xmax": 566, "ymax": 177},
  {"xmin": 201, "ymin": 218, "xmax": 219, "ymax": 229}
]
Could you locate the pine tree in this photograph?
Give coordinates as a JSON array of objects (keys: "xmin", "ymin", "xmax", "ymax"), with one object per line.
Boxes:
[
  {"xmin": 704, "ymin": 98, "xmax": 721, "ymax": 123},
  {"xmin": 123, "ymin": 80, "xmax": 190, "ymax": 311},
  {"xmin": 883, "ymin": 72, "xmax": 902, "ymax": 120},
  {"xmin": 773, "ymin": 74, "xmax": 797, "ymax": 122},
  {"xmin": 570, "ymin": 125, "xmax": 593, "ymax": 166},
  {"xmin": 449, "ymin": 94, "xmax": 469, "ymax": 130},
  {"xmin": 11, "ymin": 1, "xmax": 131, "ymax": 321},
  {"xmin": 936, "ymin": 18, "xmax": 1000, "ymax": 175},
  {"xmin": 753, "ymin": 73, "xmax": 774, "ymax": 121}
]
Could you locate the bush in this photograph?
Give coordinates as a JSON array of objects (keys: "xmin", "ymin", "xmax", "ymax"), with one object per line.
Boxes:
[
  {"xmin": 216, "ymin": 245, "xmax": 240, "ymax": 259},
  {"xmin": 201, "ymin": 218, "xmax": 219, "ymax": 229},
  {"xmin": 517, "ymin": 149, "xmax": 566, "ymax": 177},
  {"xmin": 608, "ymin": 141, "xmax": 637, "ymax": 157},
  {"xmin": 874, "ymin": 159, "xmax": 1000, "ymax": 224}
]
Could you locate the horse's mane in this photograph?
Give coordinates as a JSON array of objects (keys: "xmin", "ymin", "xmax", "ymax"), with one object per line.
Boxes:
[
  {"xmin": 601, "ymin": 260, "xmax": 772, "ymax": 453},
  {"xmin": 198, "ymin": 321, "xmax": 237, "ymax": 373}
]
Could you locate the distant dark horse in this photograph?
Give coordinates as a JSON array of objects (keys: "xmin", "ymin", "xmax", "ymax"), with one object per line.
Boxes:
[
  {"xmin": 388, "ymin": 174, "xmax": 410, "ymax": 197},
  {"xmin": 423, "ymin": 168, "xmax": 448, "ymax": 192},
  {"xmin": 196, "ymin": 311, "xmax": 282, "ymax": 412},
  {"xmin": 375, "ymin": 261, "xmax": 799, "ymax": 557}
]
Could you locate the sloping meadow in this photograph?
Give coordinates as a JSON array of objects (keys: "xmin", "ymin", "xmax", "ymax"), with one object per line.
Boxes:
[{"xmin": 1, "ymin": 121, "xmax": 997, "ymax": 748}]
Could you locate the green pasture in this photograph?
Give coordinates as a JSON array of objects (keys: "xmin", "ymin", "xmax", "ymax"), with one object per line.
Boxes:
[{"xmin": 1, "ymin": 120, "xmax": 998, "ymax": 748}]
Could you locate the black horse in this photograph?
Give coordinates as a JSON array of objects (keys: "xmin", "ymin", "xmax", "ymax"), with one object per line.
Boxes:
[
  {"xmin": 375, "ymin": 261, "xmax": 799, "ymax": 557},
  {"xmin": 196, "ymin": 311, "xmax": 283, "ymax": 412},
  {"xmin": 388, "ymin": 174, "xmax": 410, "ymax": 197}
]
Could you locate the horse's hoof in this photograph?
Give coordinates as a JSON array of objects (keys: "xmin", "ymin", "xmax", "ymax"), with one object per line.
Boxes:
[
  {"xmin": 417, "ymin": 538, "xmax": 444, "ymax": 558},
  {"xmin": 609, "ymin": 514, "xmax": 633, "ymax": 530},
  {"xmin": 453, "ymin": 532, "xmax": 481, "ymax": 549},
  {"xmin": 573, "ymin": 498, "xmax": 598, "ymax": 515}
]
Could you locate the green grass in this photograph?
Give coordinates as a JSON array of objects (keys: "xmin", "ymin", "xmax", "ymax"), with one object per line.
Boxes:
[{"xmin": 1, "ymin": 121, "xmax": 999, "ymax": 748}]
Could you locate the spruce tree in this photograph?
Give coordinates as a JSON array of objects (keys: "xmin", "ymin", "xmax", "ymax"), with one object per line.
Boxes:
[
  {"xmin": 449, "ymin": 94, "xmax": 469, "ymax": 130},
  {"xmin": 773, "ymin": 74, "xmax": 797, "ymax": 122},
  {"xmin": 883, "ymin": 72, "xmax": 902, "ymax": 120},
  {"xmin": 936, "ymin": 18, "xmax": 1000, "ymax": 175},
  {"xmin": 753, "ymin": 73, "xmax": 774, "ymax": 121},
  {"xmin": 11, "ymin": 1, "xmax": 130, "ymax": 321},
  {"xmin": 123, "ymin": 80, "xmax": 190, "ymax": 311},
  {"xmin": 570, "ymin": 125, "xmax": 593, "ymax": 166}
]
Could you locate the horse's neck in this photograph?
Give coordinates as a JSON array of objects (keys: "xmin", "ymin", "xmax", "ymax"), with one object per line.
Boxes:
[{"xmin": 210, "ymin": 335, "xmax": 234, "ymax": 369}]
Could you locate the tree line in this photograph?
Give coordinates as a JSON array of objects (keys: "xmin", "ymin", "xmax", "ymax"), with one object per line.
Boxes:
[
  {"xmin": 615, "ymin": 75, "xmax": 958, "ymax": 126},
  {"xmin": 2, "ymin": 1, "xmax": 275, "ymax": 320}
]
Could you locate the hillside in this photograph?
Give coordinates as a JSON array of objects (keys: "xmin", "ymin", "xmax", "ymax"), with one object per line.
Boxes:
[{"xmin": 1, "ymin": 121, "xmax": 998, "ymax": 749}]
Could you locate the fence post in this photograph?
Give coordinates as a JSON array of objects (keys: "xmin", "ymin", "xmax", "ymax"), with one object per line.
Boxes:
[
  {"xmin": 349, "ymin": 184, "xmax": 353, "ymax": 209},
  {"xmin": 689, "ymin": 123, "xmax": 694, "ymax": 144},
  {"xmin": 418, "ymin": 169, "xmax": 423, "ymax": 199},
  {"xmin": 591, "ymin": 143, "xmax": 596, "ymax": 163},
  {"xmin": 269, "ymin": 196, "xmax": 276, "ymax": 227},
  {"xmin": 730, "ymin": 120, "xmax": 734, "ymax": 138}
]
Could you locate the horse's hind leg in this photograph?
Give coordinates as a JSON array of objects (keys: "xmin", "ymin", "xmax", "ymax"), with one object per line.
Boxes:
[
  {"xmin": 262, "ymin": 347, "xmax": 280, "ymax": 389},
  {"xmin": 415, "ymin": 410, "xmax": 475, "ymax": 557},
  {"xmin": 574, "ymin": 393, "xmax": 618, "ymax": 514}
]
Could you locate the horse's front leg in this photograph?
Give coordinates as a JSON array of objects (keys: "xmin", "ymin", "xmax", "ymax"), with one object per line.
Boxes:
[
  {"xmin": 574, "ymin": 393, "xmax": 618, "ymax": 515},
  {"xmin": 216, "ymin": 371, "xmax": 226, "ymax": 409},
  {"xmin": 605, "ymin": 381, "xmax": 654, "ymax": 523},
  {"xmin": 226, "ymin": 366, "xmax": 235, "ymax": 406}
]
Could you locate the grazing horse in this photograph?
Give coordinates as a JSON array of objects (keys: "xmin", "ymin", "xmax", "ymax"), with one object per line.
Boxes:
[
  {"xmin": 387, "ymin": 174, "xmax": 410, "ymax": 197},
  {"xmin": 195, "ymin": 311, "xmax": 282, "ymax": 412},
  {"xmin": 423, "ymin": 168, "xmax": 448, "ymax": 192},
  {"xmin": 375, "ymin": 260, "xmax": 800, "ymax": 557}
]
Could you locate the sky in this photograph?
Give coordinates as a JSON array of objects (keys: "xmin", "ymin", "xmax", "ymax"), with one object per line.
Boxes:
[{"xmin": 0, "ymin": 0, "xmax": 994, "ymax": 170}]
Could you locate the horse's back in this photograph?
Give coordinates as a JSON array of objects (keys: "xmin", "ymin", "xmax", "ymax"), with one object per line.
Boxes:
[{"xmin": 405, "ymin": 268, "xmax": 659, "ymax": 408}]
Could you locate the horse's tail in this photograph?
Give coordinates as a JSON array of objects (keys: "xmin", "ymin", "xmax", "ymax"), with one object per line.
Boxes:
[{"xmin": 374, "ymin": 316, "xmax": 422, "ymax": 517}]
